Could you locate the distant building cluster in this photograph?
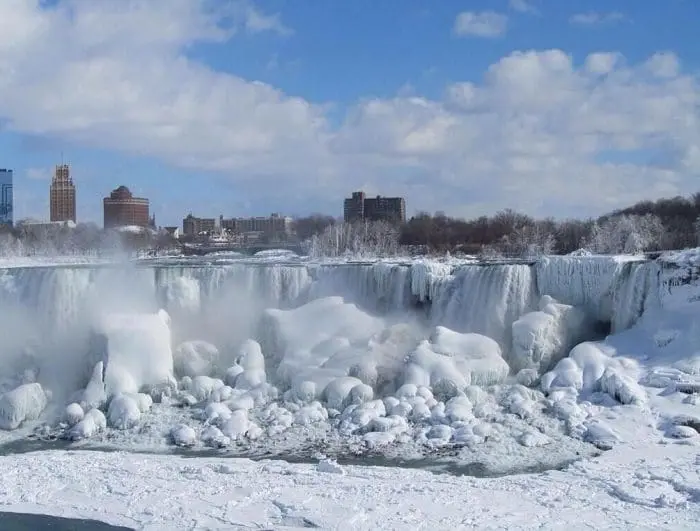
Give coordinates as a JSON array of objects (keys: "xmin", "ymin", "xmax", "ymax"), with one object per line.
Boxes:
[
  {"xmin": 183, "ymin": 213, "xmax": 293, "ymax": 243},
  {"xmin": 1, "ymin": 160, "xmax": 409, "ymax": 244},
  {"xmin": 344, "ymin": 191, "xmax": 406, "ymax": 224}
]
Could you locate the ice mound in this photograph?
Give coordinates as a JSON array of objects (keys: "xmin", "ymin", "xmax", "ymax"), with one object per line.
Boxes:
[
  {"xmin": 0, "ymin": 383, "xmax": 48, "ymax": 430},
  {"xmin": 511, "ymin": 295, "xmax": 590, "ymax": 376},
  {"xmin": 541, "ymin": 342, "xmax": 646, "ymax": 405},
  {"xmin": 403, "ymin": 327, "xmax": 509, "ymax": 398},
  {"xmin": 171, "ymin": 424, "xmax": 196, "ymax": 447},
  {"xmin": 69, "ymin": 408, "xmax": 106, "ymax": 440},
  {"xmin": 174, "ymin": 341, "xmax": 221, "ymax": 378},
  {"xmin": 94, "ymin": 309, "xmax": 176, "ymax": 398},
  {"xmin": 260, "ymin": 296, "xmax": 386, "ymax": 389},
  {"xmin": 107, "ymin": 393, "xmax": 150, "ymax": 429}
]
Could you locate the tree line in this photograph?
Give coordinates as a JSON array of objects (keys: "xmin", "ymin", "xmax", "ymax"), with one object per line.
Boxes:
[{"xmin": 294, "ymin": 192, "xmax": 700, "ymax": 257}]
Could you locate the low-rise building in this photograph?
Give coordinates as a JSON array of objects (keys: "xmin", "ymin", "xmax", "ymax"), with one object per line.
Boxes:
[{"xmin": 182, "ymin": 214, "xmax": 216, "ymax": 237}]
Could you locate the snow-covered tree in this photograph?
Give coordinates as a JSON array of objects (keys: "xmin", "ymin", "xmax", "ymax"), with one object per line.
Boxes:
[
  {"xmin": 304, "ymin": 221, "xmax": 400, "ymax": 258},
  {"xmin": 586, "ymin": 214, "xmax": 666, "ymax": 254},
  {"xmin": 695, "ymin": 216, "xmax": 700, "ymax": 246}
]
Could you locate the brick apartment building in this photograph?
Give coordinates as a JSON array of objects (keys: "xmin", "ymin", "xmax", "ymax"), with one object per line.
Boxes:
[{"xmin": 344, "ymin": 191, "xmax": 406, "ymax": 223}]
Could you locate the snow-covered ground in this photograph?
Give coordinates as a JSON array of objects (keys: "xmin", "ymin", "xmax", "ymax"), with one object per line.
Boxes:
[
  {"xmin": 0, "ymin": 441, "xmax": 698, "ymax": 530},
  {"xmin": 0, "ymin": 250, "xmax": 699, "ymax": 529}
]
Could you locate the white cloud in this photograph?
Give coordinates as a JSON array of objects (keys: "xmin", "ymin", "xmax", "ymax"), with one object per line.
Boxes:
[
  {"xmin": 570, "ymin": 12, "xmax": 625, "ymax": 26},
  {"xmin": 584, "ymin": 52, "xmax": 622, "ymax": 75},
  {"xmin": 453, "ymin": 11, "xmax": 508, "ymax": 38},
  {"xmin": 509, "ymin": 0, "xmax": 538, "ymax": 14},
  {"xmin": 0, "ymin": 1, "xmax": 699, "ymax": 219}
]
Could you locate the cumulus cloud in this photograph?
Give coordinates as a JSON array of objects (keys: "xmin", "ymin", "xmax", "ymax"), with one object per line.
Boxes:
[
  {"xmin": 453, "ymin": 11, "xmax": 508, "ymax": 38},
  {"xmin": 0, "ymin": 1, "xmax": 699, "ymax": 219},
  {"xmin": 570, "ymin": 12, "xmax": 626, "ymax": 26}
]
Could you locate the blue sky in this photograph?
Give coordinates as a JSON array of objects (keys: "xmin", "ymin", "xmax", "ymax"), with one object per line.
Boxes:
[{"xmin": 1, "ymin": 0, "xmax": 699, "ymax": 226}]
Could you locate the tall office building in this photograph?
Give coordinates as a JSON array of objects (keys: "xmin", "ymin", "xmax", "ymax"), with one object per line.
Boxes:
[
  {"xmin": 50, "ymin": 164, "xmax": 76, "ymax": 222},
  {"xmin": 103, "ymin": 185, "xmax": 150, "ymax": 228},
  {"xmin": 0, "ymin": 169, "xmax": 13, "ymax": 227}
]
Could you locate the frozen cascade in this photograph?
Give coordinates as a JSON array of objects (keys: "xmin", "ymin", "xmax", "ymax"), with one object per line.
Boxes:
[
  {"xmin": 536, "ymin": 256, "xmax": 660, "ymax": 332},
  {"xmin": 611, "ymin": 261, "xmax": 661, "ymax": 332},
  {"xmin": 154, "ymin": 264, "xmax": 312, "ymax": 312},
  {"xmin": 430, "ymin": 264, "xmax": 537, "ymax": 348}
]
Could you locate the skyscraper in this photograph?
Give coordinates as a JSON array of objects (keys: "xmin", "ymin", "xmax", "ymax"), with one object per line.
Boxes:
[
  {"xmin": 0, "ymin": 169, "xmax": 13, "ymax": 227},
  {"xmin": 50, "ymin": 164, "xmax": 76, "ymax": 222}
]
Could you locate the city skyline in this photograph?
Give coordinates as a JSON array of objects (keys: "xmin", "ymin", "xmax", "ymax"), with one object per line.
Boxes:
[{"xmin": 1, "ymin": 1, "xmax": 699, "ymax": 226}]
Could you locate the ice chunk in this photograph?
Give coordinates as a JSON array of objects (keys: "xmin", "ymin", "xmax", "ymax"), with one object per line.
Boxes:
[
  {"xmin": 64, "ymin": 403, "xmax": 84, "ymax": 426},
  {"xmin": 107, "ymin": 394, "xmax": 141, "ymax": 430},
  {"xmin": 236, "ymin": 339, "xmax": 265, "ymax": 371},
  {"xmin": 599, "ymin": 368, "xmax": 647, "ymax": 406},
  {"xmin": 69, "ymin": 408, "xmax": 106, "ymax": 440},
  {"xmin": 224, "ymin": 365, "xmax": 244, "ymax": 387},
  {"xmin": 170, "ymin": 424, "xmax": 197, "ymax": 447},
  {"xmin": 220, "ymin": 409, "xmax": 250, "ymax": 440},
  {"xmin": 173, "ymin": 340, "xmax": 220, "ymax": 378},
  {"xmin": 323, "ymin": 377, "xmax": 363, "ymax": 410},
  {"xmin": 95, "ymin": 310, "xmax": 176, "ymax": 398},
  {"xmin": 203, "ymin": 402, "xmax": 232, "ymax": 423},
  {"xmin": 0, "ymin": 383, "xmax": 48, "ymax": 430},
  {"xmin": 317, "ymin": 458, "xmax": 344, "ymax": 475},
  {"xmin": 81, "ymin": 362, "xmax": 107, "ymax": 411},
  {"xmin": 200, "ymin": 425, "xmax": 231, "ymax": 448},
  {"xmin": 189, "ymin": 376, "xmax": 225, "ymax": 402}
]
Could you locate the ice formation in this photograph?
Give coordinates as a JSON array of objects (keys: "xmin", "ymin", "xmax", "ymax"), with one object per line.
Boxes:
[
  {"xmin": 0, "ymin": 249, "xmax": 697, "ymax": 484},
  {"xmin": 511, "ymin": 295, "xmax": 590, "ymax": 375},
  {"xmin": 94, "ymin": 309, "xmax": 176, "ymax": 397},
  {"xmin": 0, "ymin": 383, "xmax": 48, "ymax": 430}
]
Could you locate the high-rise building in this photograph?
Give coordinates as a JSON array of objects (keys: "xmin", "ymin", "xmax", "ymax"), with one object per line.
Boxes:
[
  {"xmin": 343, "ymin": 191, "xmax": 406, "ymax": 224},
  {"xmin": 343, "ymin": 191, "xmax": 365, "ymax": 223},
  {"xmin": 0, "ymin": 169, "xmax": 13, "ymax": 227},
  {"xmin": 103, "ymin": 185, "xmax": 150, "ymax": 228},
  {"xmin": 50, "ymin": 164, "xmax": 76, "ymax": 222}
]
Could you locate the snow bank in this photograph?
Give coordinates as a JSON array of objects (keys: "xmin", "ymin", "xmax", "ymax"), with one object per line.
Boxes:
[
  {"xmin": 511, "ymin": 296, "xmax": 590, "ymax": 375},
  {"xmin": 404, "ymin": 327, "xmax": 509, "ymax": 397},
  {"xmin": 0, "ymin": 383, "xmax": 48, "ymax": 430},
  {"xmin": 94, "ymin": 309, "xmax": 176, "ymax": 397}
]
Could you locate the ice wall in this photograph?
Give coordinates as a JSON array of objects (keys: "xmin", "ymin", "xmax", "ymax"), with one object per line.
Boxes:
[{"xmin": 0, "ymin": 254, "xmax": 675, "ymax": 399}]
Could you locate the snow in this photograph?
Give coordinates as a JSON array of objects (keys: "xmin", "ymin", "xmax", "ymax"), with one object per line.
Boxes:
[{"xmin": 0, "ymin": 445, "xmax": 698, "ymax": 529}]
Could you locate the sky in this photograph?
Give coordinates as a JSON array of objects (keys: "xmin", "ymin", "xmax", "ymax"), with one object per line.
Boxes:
[{"xmin": 0, "ymin": 0, "xmax": 699, "ymax": 226}]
